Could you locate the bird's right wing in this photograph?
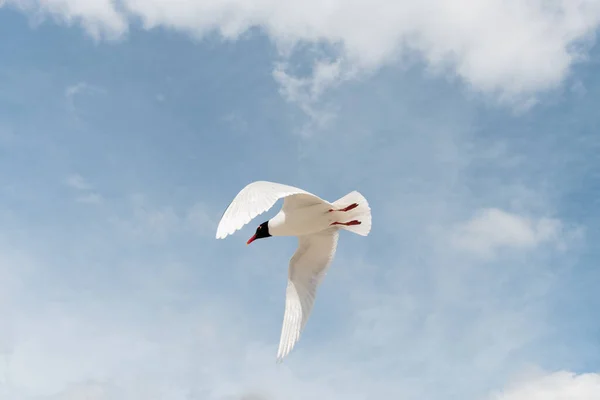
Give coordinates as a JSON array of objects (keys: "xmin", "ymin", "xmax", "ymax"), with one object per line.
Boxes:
[
  {"xmin": 276, "ymin": 228, "xmax": 339, "ymax": 362},
  {"xmin": 216, "ymin": 181, "xmax": 324, "ymax": 239}
]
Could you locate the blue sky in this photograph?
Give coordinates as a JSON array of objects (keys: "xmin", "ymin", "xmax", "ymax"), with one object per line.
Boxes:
[{"xmin": 0, "ymin": 1, "xmax": 600, "ymax": 399}]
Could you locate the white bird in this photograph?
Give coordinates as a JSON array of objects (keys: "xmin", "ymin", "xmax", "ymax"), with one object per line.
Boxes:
[{"xmin": 216, "ymin": 180, "xmax": 372, "ymax": 362}]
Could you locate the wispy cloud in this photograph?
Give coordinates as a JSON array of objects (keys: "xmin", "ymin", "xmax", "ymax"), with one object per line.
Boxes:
[
  {"xmin": 65, "ymin": 82, "xmax": 106, "ymax": 121},
  {"xmin": 490, "ymin": 370, "xmax": 600, "ymax": 400},
  {"xmin": 108, "ymin": 194, "xmax": 180, "ymax": 243},
  {"xmin": 64, "ymin": 174, "xmax": 91, "ymax": 191},
  {"xmin": 65, "ymin": 82, "xmax": 105, "ymax": 100},
  {"xmin": 450, "ymin": 208, "xmax": 563, "ymax": 258},
  {"xmin": 272, "ymin": 60, "xmax": 345, "ymax": 133},
  {"xmin": 64, "ymin": 174, "xmax": 103, "ymax": 205},
  {"xmin": 109, "ymin": 194, "xmax": 217, "ymax": 243}
]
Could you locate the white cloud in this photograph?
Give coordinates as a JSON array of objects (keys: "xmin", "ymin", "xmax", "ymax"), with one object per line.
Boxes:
[
  {"xmin": 5, "ymin": 0, "xmax": 127, "ymax": 40},
  {"xmin": 64, "ymin": 174, "xmax": 91, "ymax": 191},
  {"xmin": 272, "ymin": 60, "xmax": 344, "ymax": 132},
  {"xmin": 4, "ymin": 0, "xmax": 600, "ymax": 106},
  {"xmin": 451, "ymin": 208, "xmax": 563, "ymax": 258},
  {"xmin": 65, "ymin": 82, "xmax": 91, "ymax": 99},
  {"xmin": 273, "ymin": 59, "xmax": 345, "ymax": 106},
  {"xmin": 64, "ymin": 82, "xmax": 106, "ymax": 115},
  {"xmin": 64, "ymin": 174, "xmax": 104, "ymax": 205},
  {"xmin": 490, "ymin": 371, "xmax": 600, "ymax": 400}
]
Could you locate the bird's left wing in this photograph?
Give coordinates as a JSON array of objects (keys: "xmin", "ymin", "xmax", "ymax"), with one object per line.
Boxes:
[
  {"xmin": 276, "ymin": 228, "xmax": 339, "ymax": 362},
  {"xmin": 216, "ymin": 180, "xmax": 323, "ymax": 239}
]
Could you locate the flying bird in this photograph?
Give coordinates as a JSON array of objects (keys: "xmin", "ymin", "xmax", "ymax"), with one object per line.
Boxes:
[{"xmin": 216, "ymin": 181, "xmax": 372, "ymax": 362}]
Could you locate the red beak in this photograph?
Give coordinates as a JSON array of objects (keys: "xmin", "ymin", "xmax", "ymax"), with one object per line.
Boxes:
[{"xmin": 246, "ymin": 234, "xmax": 257, "ymax": 245}]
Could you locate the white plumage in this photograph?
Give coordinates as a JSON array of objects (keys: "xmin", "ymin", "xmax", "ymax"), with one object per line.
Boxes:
[{"xmin": 216, "ymin": 181, "xmax": 371, "ymax": 362}]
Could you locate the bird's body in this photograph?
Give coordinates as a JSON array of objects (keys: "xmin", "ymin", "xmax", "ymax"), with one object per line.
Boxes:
[
  {"xmin": 215, "ymin": 181, "xmax": 371, "ymax": 362},
  {"xmin": 269, "ymin": 202, "xmax": 335, "ymax": 237}
]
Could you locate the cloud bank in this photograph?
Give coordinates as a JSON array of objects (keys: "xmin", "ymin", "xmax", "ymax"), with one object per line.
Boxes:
[{"xmin": 4, "ymin": 0, "xmax": 600, "ymax": 104}]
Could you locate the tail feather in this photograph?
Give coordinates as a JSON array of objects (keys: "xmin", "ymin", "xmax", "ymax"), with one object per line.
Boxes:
[{"xmin": 332, "ymin": 191, "xmax": 371, "ymax": 236}]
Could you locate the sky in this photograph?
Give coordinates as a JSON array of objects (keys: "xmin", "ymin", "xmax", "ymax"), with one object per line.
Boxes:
[{"xmin": 0, "ymin": 0, "xmax": 600, "ymax": 399}]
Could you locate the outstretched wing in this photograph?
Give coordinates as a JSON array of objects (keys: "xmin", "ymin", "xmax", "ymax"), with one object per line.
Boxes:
[
  {"xmin": 276, "ymin": 228, "xmax": 339, "ymax": 362},
  {"xmin": 215, "ymin": 181, "xmax": 324, "ymax": 239}
]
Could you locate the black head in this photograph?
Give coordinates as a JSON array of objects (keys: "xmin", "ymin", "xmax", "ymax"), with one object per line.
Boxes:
[{"xmin": 246, "ymin": 221, "xmax": 271, "ymax": 245}]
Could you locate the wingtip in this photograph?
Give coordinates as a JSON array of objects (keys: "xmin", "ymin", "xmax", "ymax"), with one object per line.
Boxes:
[
  {"xmin": 215, "ymin": 226, "xmax": 234, "ymax": 240},
  {"xmin": 275, "ymin": 348, "xmax": 285, "ymax": 364},
  {"xmin": 276, "ymin": 348, "xmax": 291, "ymax": 363}
]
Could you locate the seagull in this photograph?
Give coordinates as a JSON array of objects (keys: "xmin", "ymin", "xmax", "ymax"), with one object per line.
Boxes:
[{"xmin": 216, "ymin": 181, "xmax": 372, "ymax": 362}]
